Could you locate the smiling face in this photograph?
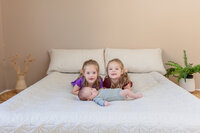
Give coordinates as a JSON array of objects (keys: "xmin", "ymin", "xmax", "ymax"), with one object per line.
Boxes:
[
  {"xmin": 83, "ymin": 64, "xmax": 98, "ymax": 86},
  {"xmin": 107, "ymin": 61, "xmax": 124, "ymax": 81}
]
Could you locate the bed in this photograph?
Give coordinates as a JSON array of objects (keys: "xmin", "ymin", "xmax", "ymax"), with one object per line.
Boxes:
[{"xmin": 0, "ymin": 48, "xmax": 200, "ymax": 133}]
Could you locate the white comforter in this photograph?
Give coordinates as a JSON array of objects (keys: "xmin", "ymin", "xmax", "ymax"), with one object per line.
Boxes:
[{"xmin": 0, "ymin": 72, "xmax": 200, "ymax": 133}]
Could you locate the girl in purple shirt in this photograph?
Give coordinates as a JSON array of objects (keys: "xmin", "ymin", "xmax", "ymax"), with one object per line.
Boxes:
[{"xmin": 71, "ymin": 59, "xmax": 103, "ymax": 95}]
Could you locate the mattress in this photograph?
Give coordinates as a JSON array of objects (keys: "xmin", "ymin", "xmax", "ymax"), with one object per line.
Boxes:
[{"xmin": 0, "ymin": 72, "xmax": 200, "ymax": 133}]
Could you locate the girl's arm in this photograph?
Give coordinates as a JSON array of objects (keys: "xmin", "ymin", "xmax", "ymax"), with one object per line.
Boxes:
[
  {"xmin": 72, "ymin": 85, "xmax": 80, "ymax": 95},
  {"xmin": 123, "ymin": 81, "xmax": 133, "ymax": 90}
]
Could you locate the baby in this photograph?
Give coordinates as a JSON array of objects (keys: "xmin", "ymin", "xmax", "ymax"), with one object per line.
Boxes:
[{"xmin": 78, "ymin": 87, "xmax": 143, "ymax": 106}]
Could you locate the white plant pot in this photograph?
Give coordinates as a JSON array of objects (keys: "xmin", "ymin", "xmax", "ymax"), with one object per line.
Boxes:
[{"xmin": 179, "ymin": 78, "xmax": 195, "ymax": 92}]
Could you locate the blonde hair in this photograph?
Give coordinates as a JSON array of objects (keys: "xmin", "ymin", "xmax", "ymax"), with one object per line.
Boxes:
[
  {"xmin": 106, "ymin": 58, "xmax": 130, "ymax": 88},
  {"xmin": 77, "ymin": 59, "xmax": 101, "ymax": 90}
]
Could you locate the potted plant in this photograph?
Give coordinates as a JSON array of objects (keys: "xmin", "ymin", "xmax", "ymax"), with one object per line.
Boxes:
[{"xmin": 165, "ymin": 50, "xmax": 200, "ymax": 92}]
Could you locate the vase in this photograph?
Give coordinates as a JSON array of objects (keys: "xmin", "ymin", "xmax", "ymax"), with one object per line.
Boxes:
[
  {"xmin": 15, "ymin": 74, "xmax": 27, "ymax": 93},
  {"xmin": 179, "ymin": 78, "xmax": 195, "ymax": 92}
]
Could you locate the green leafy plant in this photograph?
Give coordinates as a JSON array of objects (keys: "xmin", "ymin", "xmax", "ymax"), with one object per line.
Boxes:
[{"xmin": 165, "ymin": 50, "xmax": 200, "ymax": 82}]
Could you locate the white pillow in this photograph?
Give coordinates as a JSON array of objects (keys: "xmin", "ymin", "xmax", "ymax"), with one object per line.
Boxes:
[
  {"xmin": 47, "ymin": 49, "xmax": 105, "ymax": 75},
  {"xmin": 129, "ymin": 73, "xmax": 159, "ymax": 92},
  {"xmin": 105, "ymin": 48, "xmax": 166, "ymax": 75}
]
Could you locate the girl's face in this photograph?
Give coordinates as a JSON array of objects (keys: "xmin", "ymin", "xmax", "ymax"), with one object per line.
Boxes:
[
  {"xmin": 107, "ymin": 61, "xmax": 123, "ymax": 80},
  {"xmin": 83, "ymin": 64, "xmax": 98, "ymax": 85}
]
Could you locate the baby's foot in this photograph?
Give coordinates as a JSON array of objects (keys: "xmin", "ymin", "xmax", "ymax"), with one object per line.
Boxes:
[{"xmin": 136, "ymin": 94, "xmax": 143, "ymax": 98}]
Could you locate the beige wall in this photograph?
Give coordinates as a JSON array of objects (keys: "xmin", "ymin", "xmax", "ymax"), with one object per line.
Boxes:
[
  {"xmin": 0, "ymin": 0, "xmax": 6, "ymax": 92},
  {"xmin": 1, "ymin": 0, "xmax": 200, "ymax": 90}
]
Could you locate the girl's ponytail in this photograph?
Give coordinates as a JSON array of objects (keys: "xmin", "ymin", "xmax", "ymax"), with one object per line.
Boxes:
[{"xmin": 119, "ymin": 71, "xmax": 130, "ymax": 87}]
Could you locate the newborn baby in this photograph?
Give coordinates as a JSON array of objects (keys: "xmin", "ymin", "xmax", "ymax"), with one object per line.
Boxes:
[{"xmin": 78, "ymin": 87, "xmax": 143, "ymax": 106}]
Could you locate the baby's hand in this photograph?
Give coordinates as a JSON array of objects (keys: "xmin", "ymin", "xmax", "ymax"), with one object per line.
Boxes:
[{"xmin": 104, "ymin": 101, "xmax": 110, "ymax": 106}]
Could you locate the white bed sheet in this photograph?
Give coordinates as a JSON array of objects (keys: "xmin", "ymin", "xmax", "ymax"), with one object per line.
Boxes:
[{"xmin": 0, "ymin": 72, "xmax": 200, "ymax": 133}]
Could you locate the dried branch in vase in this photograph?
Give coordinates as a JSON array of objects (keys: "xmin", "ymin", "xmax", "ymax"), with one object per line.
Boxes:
[{"xmin": 8, "ymin": 53, "xmax": 35, "ymax": 76}]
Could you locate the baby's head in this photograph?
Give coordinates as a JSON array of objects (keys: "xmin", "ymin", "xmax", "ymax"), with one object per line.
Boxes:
[{"xmin": 78, "ymin": 87, "xmax": 98, "ymax": 101}]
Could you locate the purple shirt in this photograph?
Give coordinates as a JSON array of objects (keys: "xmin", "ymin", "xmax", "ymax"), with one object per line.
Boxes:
[{"xmin": 71, "ymin": 76, "xmax": 103, "ymax": 89}]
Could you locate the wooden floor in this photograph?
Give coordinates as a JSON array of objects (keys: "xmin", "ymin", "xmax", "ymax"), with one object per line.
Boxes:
[
  {"xmin": 191, "ymin": 91, "xmax": 200, "ymax": 98},
  {"xmin": 0, "ymin": 90, "xmax": 18, "ymax": 104}
]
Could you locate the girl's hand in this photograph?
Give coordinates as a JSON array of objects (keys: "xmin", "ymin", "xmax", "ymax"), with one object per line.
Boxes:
[
  {"xmin": 72, "ymin": 85, "xmax": 80, "ymax": 95},
  {"xmin": 123, "ymin": 80, "xmax": 133, "ymax": 90},
  {"xmin": 123, "ymin": 84, "xmax": 132, "ymax": 90},
  {"xmin": 104, "ymin": 101, "xmax": 110, "ymax": 106}
]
